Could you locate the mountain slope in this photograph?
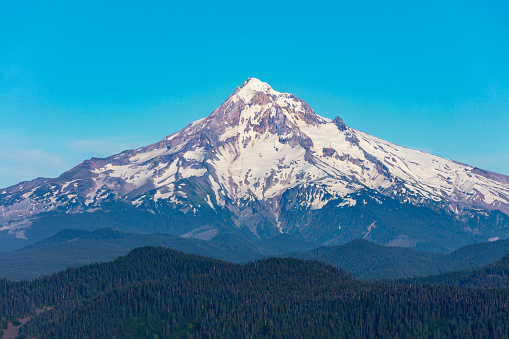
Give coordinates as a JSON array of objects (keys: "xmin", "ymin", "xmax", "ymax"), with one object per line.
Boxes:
[
  {"xmin": 0, "ymin": 228, "xmax": 264, "ymax": 281},
  {"xmin": 291, "ymin": 238, "xmax": 509, "ymax": 280},
  {"xmin": 2, "ymin": 225, "xmax": 507, "ymax": 281},
  {"xmin": 0, "ymin": 228, "xmax": 320, "ymax": 281},
  {"xmin": 1, "ymin": 78, "xmax": 509, "ymax": 251},
  {"xmin": 401, "ymin": 252, "xmax": 509, "ymax": 288}
]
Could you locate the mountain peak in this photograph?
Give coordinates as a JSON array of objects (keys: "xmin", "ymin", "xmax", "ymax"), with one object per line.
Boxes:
[
  {"xmin": 232, "ymin": 78, "xmax": 279, "ymax": 104},
  {"xmin": 240, "ymin": 78, "xmax": 274, "ymax": 92},
  {"xmin": 201, "ymin": 78, "xmax": 327, "ymax": 140}
]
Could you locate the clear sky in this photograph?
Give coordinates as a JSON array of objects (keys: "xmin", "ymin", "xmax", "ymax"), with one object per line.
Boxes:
[{"xmin": 1, "ymin": 1, "xmax": 508, "ymax": 188}]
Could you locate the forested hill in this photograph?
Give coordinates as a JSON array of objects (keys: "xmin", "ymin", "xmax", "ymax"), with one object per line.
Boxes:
[
  {"xmin": 401, "ymin": 253, "xmax": 509, "ymax": 288},
  {"xmin": 1, "ymin": 247, "xmax": 509, "ymax": 338},
  {"xmin": 289, "ymin": 238, "xmax": 509, "ymax": 280},
  {"xmin": 3, "ymin": 228, "xmax": 509, "ymax": 282},
  {"xmin": 0, "ymin": 228, "xmax": 266, "ymax": 281}
]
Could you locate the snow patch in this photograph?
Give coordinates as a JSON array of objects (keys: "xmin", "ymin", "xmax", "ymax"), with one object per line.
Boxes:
[{"xmin": 337, "ymin": 198, "xmax": 357, "ymax": 207}]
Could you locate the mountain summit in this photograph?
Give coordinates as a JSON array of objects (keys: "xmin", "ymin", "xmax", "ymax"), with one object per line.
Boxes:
[{"xmin": 1, "ymin": 79, "xmax": 509, "ymax": 252}]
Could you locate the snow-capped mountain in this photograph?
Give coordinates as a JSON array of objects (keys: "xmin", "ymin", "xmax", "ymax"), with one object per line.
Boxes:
[{"xmin": 2, "ymin": 78, "xmax": 509, "ymax": 252}]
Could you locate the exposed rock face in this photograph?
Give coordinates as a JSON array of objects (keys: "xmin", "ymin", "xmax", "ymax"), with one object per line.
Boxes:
[
  {"xmin": 1, "ymin": 78, "xmax": 509, "ymax": 251},
  {"xmin": 333, "ymin": 116, "xmax": 347, "ymax": 131},
  {"xmin": 322, "ymin": 148, "xmax": 337, "ymax": 157}
]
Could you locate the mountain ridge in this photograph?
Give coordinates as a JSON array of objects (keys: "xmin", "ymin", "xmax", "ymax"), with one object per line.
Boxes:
[
  {"xmin": 1, "ymin": 227, "xmax": 508, "ymax": 281},
  {"xmin": 289, "ymin": 238, "xmax": 509, "ymax": 280}
]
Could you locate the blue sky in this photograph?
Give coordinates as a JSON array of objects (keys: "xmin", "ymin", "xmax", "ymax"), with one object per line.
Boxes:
[{"xmin": 1, "ymin": 1, "xmax": 508, "ymax": 188}]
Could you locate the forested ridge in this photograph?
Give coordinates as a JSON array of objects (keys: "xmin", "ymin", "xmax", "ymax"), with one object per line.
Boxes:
[
  {"xmin": 289, "ymin": 238, "xmax": 509, "ymax": 280},
  {"xmin": 1, "ymin": 247, "xmax": 509, "ymax": 338},
  {"xmin": 401, "ymin": 253, "xmax": 509, "ymax": 288},
  {"xmin": 4, "ymin": 228, "xmax": 509, "ymax": 282}
]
